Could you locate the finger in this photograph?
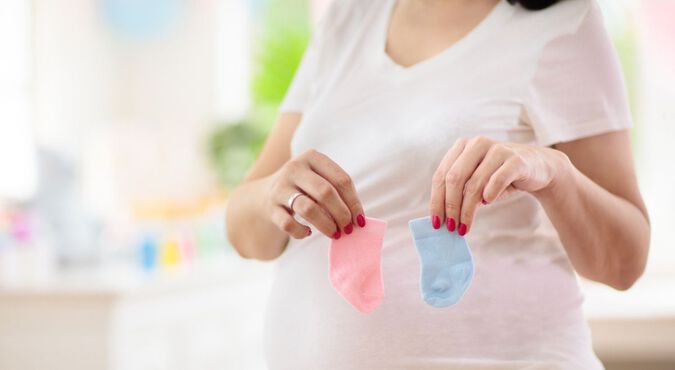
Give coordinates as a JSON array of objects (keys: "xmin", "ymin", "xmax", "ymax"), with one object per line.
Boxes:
[
  {"xmin": 480, "ymin": 185, "xmax": 517, "ymax": 205},
  {"xmin": 271, "ymin": 206, "xmax": 311, "ymax": 239},
  {"xmin": 305, "ymin": 150, "xmax": 365, "ymax": 227},
  {"xmin": 459, "ymin": 148, "xmax": 507, "ymax": 235},
  {"xmin": 445, "ymin": 136, "xmax": 493, "ymax": 234},
  {"xmin": 498, "ymin": 185, "xmax": 518, "ymax": 200},
  {"xmin": 483, "ymin": 158, "xmax": 525, "ymax": 203},
  {"xmin": 294, "ymin": 171, "xmax": 353, "ymax": 234},
  {"xmin": 292, "ymin": 193, "xmax": 341, "ymax": 239},
  {"xmin": 430, "ymin": 137, "xmax": 468, "ymax": 229}
]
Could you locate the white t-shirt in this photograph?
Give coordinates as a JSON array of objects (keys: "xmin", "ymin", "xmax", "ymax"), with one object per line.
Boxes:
[{"xmin": 265, "ymin": 0, "xmax": 631, "ymax": 369}]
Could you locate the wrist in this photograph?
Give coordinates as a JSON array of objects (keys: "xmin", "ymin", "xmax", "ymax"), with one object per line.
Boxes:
[
  {"xmin": 533, "ymin": 148, "xmax": 576, "ymax": 203},
  {"xmin": 256, "ymin": 174, "xmax": 277, "ymax": 214}
]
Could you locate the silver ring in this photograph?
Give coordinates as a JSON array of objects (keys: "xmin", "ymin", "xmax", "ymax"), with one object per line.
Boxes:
[{"xmin": 287, "ymin": 192, "xmax": 304, "ymax": 213}]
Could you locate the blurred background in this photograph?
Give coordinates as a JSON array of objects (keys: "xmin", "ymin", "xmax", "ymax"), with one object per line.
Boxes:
[{"xmin": 0, "ymin": 0, "xmax": 673, "ymax": 369}]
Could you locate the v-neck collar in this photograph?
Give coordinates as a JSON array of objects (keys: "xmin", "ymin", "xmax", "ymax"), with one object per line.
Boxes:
[{"xmin": 373, "ymin": 0, "xmax": 514, "ymax": 77}]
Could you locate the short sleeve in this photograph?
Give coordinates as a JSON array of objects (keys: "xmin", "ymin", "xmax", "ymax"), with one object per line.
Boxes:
[
  {"xmin": 278, "ymin": 31, "xmax": 320, "ymax": 113},
  {"xmin": 523, "ymin": 1, "xmax": 633, "ymax": 146}
]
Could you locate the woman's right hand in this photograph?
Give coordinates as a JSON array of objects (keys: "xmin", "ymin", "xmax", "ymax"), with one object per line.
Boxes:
[{"xmin": 264, "ymin": 148, "xmax": 366, "ymax": 240}]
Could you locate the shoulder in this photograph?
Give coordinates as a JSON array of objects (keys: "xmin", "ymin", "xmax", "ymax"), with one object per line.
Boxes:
[
  {"xmin": 509, "ymin": 0, "xmax": 601, "ymax": 43},
  {"xmin": 320, "ymin": 0, "xmax": 376, "ymax": 23},
  {"xmin": 313, "ymin": 0, "xmax": 384, "ymax": 42}
]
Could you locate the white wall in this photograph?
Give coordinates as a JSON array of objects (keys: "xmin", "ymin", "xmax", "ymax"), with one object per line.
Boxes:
[
  {"xmin": 31, "ymin": 0, "xmax": 250, "ymax": 211},
  {"xmin": 635, "ymin": 2, "xmax": 675, "ymax": 277},
  {"xmin": 0, "ymin": 0, "xmax": 37, "ymax": 201},
  {"xmin": 33, "ymin": 0, "xmax": 119, "ymax": 155}
]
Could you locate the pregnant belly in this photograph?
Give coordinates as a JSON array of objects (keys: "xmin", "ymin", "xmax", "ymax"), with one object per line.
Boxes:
[{"xmin": 262, "ymin": 229, "xmax": 598, "ymax": 370}]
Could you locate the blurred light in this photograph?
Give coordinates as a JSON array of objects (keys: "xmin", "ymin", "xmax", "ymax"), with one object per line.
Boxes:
[{"xmin": 101, "ymin": 0, "xmax": 185, "ymax": 40}]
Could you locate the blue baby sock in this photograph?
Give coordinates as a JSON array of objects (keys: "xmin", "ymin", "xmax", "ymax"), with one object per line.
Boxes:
[{"xmin": 409, "ymin": 216, "xmax": 474, "ymax": 308}]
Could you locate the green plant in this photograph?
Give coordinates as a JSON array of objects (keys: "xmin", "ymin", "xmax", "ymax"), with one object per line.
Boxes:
[
  {"xmin": 207, "ymin": 0, "xmax": 310, "ymax": 188},
  {"xmin": 252, "ymin": 0, "xmax": 310, "ymax": 111},
  {"xmin": 207, "ymin": 120, "xmax": 266, "ymax": 187}
]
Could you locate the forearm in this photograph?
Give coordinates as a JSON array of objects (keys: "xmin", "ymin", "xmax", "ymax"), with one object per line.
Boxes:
[
  {"xmin": 226, "ymin": 176, "xmax": 289, "ymax": 260},
  {"xmin": 533, "ymin": 152, "xmax": 650, "ymax": 290}
]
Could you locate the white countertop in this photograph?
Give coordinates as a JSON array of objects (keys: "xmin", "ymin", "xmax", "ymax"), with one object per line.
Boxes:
[{"xmin": 0, "ymin": 252, "xmax": 274, "ymax": 300}]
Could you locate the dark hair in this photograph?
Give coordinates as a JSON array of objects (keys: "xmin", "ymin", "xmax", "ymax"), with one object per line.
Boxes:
[{"xmin": 507, "ymin": 0, "xmax": 561, "ymax": 10}]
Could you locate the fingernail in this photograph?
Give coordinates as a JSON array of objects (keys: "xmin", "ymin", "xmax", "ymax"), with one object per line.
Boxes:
[
  {"xmin": 307, "ymin": 228, "xmax": 312, "ymax": 236},
  {"xmin": 446, "ymin": 217, "xmax": 456, "ymax": 232},
  {"xmin": 332, "ymin": 230, "xmax": 341, "ymax": 239},
  {"xmin": 458, "ymin": 223, "xmax": 467, "ymax": 236},
  {"xmin": 344, "ymin": 224, "xmax": 353, "ymax": 235},
  {"xmin": 357, "ymin": 214, "xmax": 366, "ymax": 228},
  {"xmin": 481, "ymin": 199, "xmax": 488, "ymax": 205},
  {"xmin": 432, "ymin": 215, "xmax": 441, "ymax": 229}
]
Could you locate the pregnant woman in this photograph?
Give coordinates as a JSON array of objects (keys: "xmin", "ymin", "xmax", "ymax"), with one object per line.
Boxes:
[{"xmin": 226, "ymin": 0, "xmax": 650, "ymax": 368}]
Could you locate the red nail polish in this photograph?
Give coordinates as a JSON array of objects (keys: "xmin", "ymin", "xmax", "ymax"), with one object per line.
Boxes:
[
  {"xmin": 307, "ymin": 228, "xmax": 312, "ymax": 236},
  {"xmin": 481, "ymin": 199, "xmax": 488, "ymax": 205},
  {"xmin": 344, "ymin": 224, "xmax": 353, "ymax": 235},
  {"xmin": 432, "ymin": 215, "xmax": 441, "ymax": 229},
  {"xmin": 357, "ymin": 214, "xmax": 366, "ymax": 228},
  {"xmin": 458, "ymin": 223, "xmax": 467, "ymax": 236},
  {"xmin": 333, "ymin": 230, "xmax": 341, "ymax": 239},
  {"xmin": 446, "ymin": 217, "xmax": 456, "ymax": 232}
]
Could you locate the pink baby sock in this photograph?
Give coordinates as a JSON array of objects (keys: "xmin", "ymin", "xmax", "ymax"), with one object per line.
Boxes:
[{"xmin": 329, "ymin": 217, "xmax": 387, "ymax": 313}]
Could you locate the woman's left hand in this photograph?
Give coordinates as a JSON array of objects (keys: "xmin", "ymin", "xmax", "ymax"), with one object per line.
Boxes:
[{"xmin": 429, "ymin": 136, "xmax": 568, "ymax": 236}]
